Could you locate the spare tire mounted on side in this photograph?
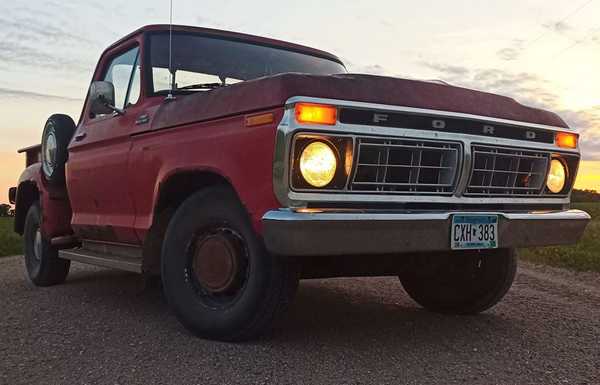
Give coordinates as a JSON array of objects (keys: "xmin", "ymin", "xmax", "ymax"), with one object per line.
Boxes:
[{"xmin": 41, "ymin": 114, "xmax": 76, "ymax": 184}]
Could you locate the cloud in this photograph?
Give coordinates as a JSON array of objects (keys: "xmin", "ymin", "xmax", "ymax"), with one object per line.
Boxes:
[
  {"xmin": 543, "ymin": 20, "xmax": 572, "ymax": 35},
  {"xmin": 421, "ymin": 63, "xmax": 469, "ymax": 76},
  {"xmin": 379, "ymin": 19, "xmax": 394, "ymax": 29},
  {"xmin": 341, "ymin": 57, "xmax": 394, "ymax": 76},
  {"xmin": 0, "ymin": 41, "xmax": 90, "ymax": 73},
  {"xmin": 420, "ymin": 62, "xmax": 559, "ymax": 107},
  {"xmin": 497, "ymin": 47, "xmax": 520, "ymax": 61},
  {"xmin": 351, "ymin": 64, "xmax": 388, "ymax": 75},
  {"xmin": 0, "ymin": 1, "xmax": 104, "ymax": 49},
  {"xmin": 0, "ymin": 16, "xmax": 94, "ymax": 46},
  {"xmin": 420, "ymin": 62, "xmax": 600, "ymax": 159},
  {"xmin": 0, "ymin": 88, "xmax": 82, "ymax": 102},
  {"xmin": 0, "ymin": 4, "xmax": 102, "ymax": 75},
  {"xmin": 496, "ymin": 39, "xmax": 524, "ymax": 61}
]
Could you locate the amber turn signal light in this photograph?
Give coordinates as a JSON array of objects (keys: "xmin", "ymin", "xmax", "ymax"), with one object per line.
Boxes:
[
  {"xmin": 555, "ymin": 132, "xmax": 578, "ymax": 149},
  {"xmin": 295, "ymin": 103, "xmax": 337, "ymax": 125},
  {"xmin": 245, "ymin": 112, "xmax": 274, "ymax": 127}
]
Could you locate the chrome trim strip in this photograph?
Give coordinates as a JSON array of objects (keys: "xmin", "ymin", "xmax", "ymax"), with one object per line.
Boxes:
[
  {"xmin": 59, "ymin": 249, "xmax": 142, "ymax": 273},
  {"xmin": 285, "ymin": 192, "xmax": 569, "ymax": 205},
  {"xmin": 285, "ymin": 96, "xmax": 578, "ymax": 133},
  {"xmin": 262, "ymin": 209, "xmax": 591, "ymax": 222}
]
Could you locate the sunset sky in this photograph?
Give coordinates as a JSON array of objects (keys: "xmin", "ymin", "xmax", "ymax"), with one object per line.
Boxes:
[{"xmin": 1, "ymin": 0, "xmax": 599, "ymax": 203}]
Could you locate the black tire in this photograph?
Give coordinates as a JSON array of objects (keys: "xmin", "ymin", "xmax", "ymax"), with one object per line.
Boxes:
[
  {"xmin": 23, "ymin": 202, "xmax": 70, "ymax": 286},
  {"xmin": 161, "ymin": 185, "xmax": 298, "ymax": 341},
  {"xmin": 41, "ymin": 114, "xmax": 76, "ymax": 184},
  {"xmin": 399, "ymin": 248, "xmax": 517, "ymax": 315}
]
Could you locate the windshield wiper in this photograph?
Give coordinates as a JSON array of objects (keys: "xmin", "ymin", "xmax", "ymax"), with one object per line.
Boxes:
[{"xmin": 176, "ymin": 82, "xmax": 225, "ymax": 91}]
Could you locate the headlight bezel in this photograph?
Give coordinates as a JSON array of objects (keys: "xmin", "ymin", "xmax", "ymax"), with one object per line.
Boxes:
[
  {"xmin": 290, "ymin": 133, "xmax": 354, "ymax": 191},
  {"xmin": 546, "ymin": 158, "xmax": 567, "ymax": 194},
  {"xmin": 544, "ymin": 154, "xmax": 579, "ymax": 196}
]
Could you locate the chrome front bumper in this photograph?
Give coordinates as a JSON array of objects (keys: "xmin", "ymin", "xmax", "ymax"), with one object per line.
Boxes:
[{"xmin": 262, "ymin": 209, "xmax": 590, "ymax": 256}]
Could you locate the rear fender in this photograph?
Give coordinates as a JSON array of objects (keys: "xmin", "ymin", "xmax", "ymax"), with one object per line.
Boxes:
[{"xmin": 14, "ymin": 163, "xmax": 73, "ymax": 238}]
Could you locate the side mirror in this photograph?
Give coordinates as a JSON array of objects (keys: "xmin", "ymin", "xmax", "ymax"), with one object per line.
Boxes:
[{"xmin": 89, "ymin": 81, "xmax": 123, "ymax": 116}]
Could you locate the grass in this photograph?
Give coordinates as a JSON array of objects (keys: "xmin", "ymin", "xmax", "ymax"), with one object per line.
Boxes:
[
  {"xmin": 0, "ymin": 204, "xmax": 598, "ymax": 272},
  {"xmin": 0, "ymin": 217, "xmax": 22, "ymax": 257},
  {"xmin": 519, "ymin": 202, "xmax": 600, "ymax": 272}
]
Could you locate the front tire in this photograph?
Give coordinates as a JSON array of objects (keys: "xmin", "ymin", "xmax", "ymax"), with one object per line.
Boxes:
[
  {"xmin": 161, "ymin": 186, "xmax": 298, "ymax": 341},
  {"xmin": 399, "ymin": 248, "xmax": 517, "ymax": 315},
  {"xmin": 23, "ymin": 202, "xmax": 70, "ymax": 286}
]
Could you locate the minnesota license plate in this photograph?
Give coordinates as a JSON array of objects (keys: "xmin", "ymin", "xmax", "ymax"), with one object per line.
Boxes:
[{"xmin": 451, "ymin": 215, "xmax": 498, "ymax": 250}]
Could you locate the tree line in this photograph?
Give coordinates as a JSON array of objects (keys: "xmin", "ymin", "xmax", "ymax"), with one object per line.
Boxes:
[{"xmin": 571, "ymin": 189, "xmax": 600, "ymax": 202}]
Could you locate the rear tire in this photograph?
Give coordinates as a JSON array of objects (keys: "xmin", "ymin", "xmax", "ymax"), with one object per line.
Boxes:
[
  {"xmin": 161, "ymin": 185, "xmax": 298, "ymax": 341},
  {"xmin": 41, "ymin": 114, "xmax": 76, "ymax": 184},
  {"xmin": 23, "ymin": 202, "xmax": 70, "ymax": 286},
  {"xmin": 399, "ymin": 248, "xmax": 517, "ymax": 315}
]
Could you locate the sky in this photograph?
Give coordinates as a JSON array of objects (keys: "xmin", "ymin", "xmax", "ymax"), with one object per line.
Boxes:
[{"xmin": 0, "ymin": 0, "xmax": 599, "ymax": 203}]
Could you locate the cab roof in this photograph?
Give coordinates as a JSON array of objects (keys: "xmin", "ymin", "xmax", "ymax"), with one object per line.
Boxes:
[{"xmin": 105, "ymin": 24, "xmax": 344, "ymax": 65}]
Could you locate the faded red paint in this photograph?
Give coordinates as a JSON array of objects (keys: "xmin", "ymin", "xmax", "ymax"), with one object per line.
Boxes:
[
  {"xmin": 17, "ymin": 164, "xmax": 72, "ymax": 238},
  {"xmin": 14, "ymin": 24, "xmax": 571, "ymax": 245},
  {"xmin": 129, "ymin": 108, "xmax": 283, "ymax": 240}
]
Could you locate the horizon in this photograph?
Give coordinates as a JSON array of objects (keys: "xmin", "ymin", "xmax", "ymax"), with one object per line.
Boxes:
[{"xmin": 1, "ymin": 0, "xmax": 599, "ymax": 202}]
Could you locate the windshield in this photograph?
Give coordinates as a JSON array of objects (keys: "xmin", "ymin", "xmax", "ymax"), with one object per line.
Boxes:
[{"xmin": 149, "ymin": 32, "xmax": 347, "ymax": 93}]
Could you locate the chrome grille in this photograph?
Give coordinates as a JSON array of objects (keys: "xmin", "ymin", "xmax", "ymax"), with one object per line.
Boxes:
[
  {"xmin": 466, "ymin": 145, "xmax": 550, "ymax": 196},
  {"xmin": 350, "ymin": 137, "xmax": 461, "ymax": 194}
]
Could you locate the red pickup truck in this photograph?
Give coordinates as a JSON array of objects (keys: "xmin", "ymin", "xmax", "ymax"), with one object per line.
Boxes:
[{"xmin": 9, "ymin": 24, "xmax": 590, "ymax": 341}]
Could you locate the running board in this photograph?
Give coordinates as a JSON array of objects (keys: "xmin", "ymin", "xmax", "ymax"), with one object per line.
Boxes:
[{"xmin": 59, "ymin": 241, "xmax": 143, "ymax": 273}]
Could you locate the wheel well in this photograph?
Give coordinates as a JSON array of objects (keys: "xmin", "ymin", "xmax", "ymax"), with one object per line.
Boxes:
[
  {"xmin": 143, "ymin": 171, "xmax": 236, "ymax": 275},
  {"xmin": 154, "ymin": 171, "xmax": 233, "ymax": 215},
  {"xmin": 14, "ymin": 182, "xmax": 39, "ymax": 235}
]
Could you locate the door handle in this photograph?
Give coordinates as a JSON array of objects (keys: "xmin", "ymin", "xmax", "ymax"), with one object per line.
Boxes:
[
  {"xmin": 135, "ymin": 114, "xmax": 150, "ymax": 125},
  {"xmin": 74, "ymin": 132, "xmax": 87, "ymax": 141}
]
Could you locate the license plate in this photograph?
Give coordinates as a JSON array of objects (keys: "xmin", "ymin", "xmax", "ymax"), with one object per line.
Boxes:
[{"xmin": 451, "ymin": 215, "xmax": 498, "ymax": 250}]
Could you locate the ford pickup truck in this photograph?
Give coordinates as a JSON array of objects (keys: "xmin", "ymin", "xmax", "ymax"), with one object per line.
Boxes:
[{"xmin": 9, "ymin": 24, "xmax": 590, "ymax": 341}]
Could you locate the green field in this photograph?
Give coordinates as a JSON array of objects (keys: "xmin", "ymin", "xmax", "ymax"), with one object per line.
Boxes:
[
  {"xmin": 0, "ymin": 204, "xmax": 598, "ymax": 271},
  {"xmin": 519, "ymin": 202, "xmax": 600, "ymax": 272},
  {"xmin": 0, "ymin": 217, "xmax": 21, "ymax": 257}
]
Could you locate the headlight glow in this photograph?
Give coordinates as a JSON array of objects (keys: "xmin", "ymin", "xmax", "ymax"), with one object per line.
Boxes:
[
  {"xmin": 546, "ymin": 158, "xmax": 567, "ymax": 193},
  {"xmin": 299, "ymin": 141, "xmax": 337, "ymax": 187}
]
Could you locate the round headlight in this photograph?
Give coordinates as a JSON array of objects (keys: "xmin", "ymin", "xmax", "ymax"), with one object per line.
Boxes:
[
  {"xmin": 547, "ymin": 159, "xmax": 567, "ymax": 193},
  {"xmin": 299, "ymin": 141, "xmax": 337, "ymax": 187}
]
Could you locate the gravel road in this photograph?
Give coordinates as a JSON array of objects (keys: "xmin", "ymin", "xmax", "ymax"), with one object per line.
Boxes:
[{"xmin": 1, "ymin": 255, "xmax": 599, "ymax": 385}]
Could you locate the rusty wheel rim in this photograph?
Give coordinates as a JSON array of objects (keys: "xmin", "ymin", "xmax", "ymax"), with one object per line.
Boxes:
[{"xmin": 186, "ymin": 226, "xmax": 249, "ymax": 308}]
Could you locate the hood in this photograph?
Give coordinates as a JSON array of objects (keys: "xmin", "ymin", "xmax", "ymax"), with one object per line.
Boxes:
[{"xmin": 151, "ymin": 73, "xmax": 568, "ymax": 131}]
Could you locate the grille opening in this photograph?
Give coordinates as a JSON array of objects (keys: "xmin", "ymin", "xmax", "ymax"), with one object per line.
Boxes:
[
  {"xmin": 350, "ymin": 137, "xmax": 460, "ymax": 194},
  {"xmin": 467, "ymin": 145, "xmax": 549, "ymax": 196}
]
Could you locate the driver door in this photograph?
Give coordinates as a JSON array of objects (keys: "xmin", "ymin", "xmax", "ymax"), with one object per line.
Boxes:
[{"xmin": 67, "ymin": 45, "xmax": 143, "ymax": 244}]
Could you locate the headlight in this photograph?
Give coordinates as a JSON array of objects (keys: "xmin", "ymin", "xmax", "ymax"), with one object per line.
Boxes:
[
  {"xmin": 299, "ymin": 141, "xmax": 338, "ymax": 187},
  {"xmin": 546, "ymin": 158, "xmax": 567, "ymax": 193}
]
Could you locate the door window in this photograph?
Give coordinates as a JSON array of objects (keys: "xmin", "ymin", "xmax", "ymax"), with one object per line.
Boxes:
[{"xmin": 102, "ymin": 47, "xmax": 140, "ymax": 110}]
